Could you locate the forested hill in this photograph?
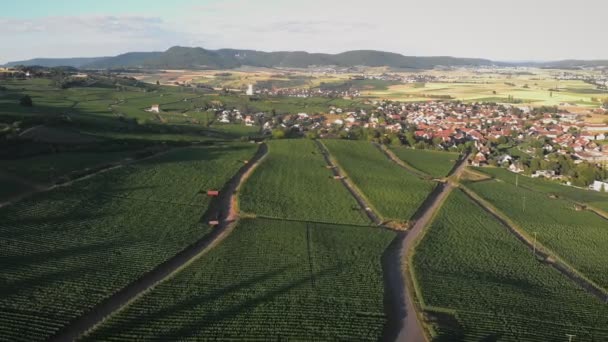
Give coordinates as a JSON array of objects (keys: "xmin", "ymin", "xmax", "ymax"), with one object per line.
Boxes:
[
  {"xmin": 6, "ymin": 46, "xmax": 608, "ymax": 69},
  {"xmin": 5, "ymin": 46, "xmax": 496, "ymax": 70}
]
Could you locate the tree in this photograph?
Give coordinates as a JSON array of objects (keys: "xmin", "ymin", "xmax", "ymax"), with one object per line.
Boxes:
[
  {"xmin": 156, "ymin": 80, "xmax": 160, "ymax": 86},
  {"xmin": 19, "ymin": 95, "xmax": 33, "ymax": 107},
  {"xmin": 271, "ymin": 129, "xmax": 286, "ymax": 139}
]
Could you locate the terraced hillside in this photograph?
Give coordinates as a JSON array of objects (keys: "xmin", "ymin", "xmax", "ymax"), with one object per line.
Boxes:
[
  {"xmin": 322, "ymin": 140, "xmax": 435, "ymax": 222},
  {"xmin": 413, "ymin": 190, "xmax": 608, "ymax": 341},
  {"xmin": 83, "ymin": 218, "xmax": 396, "ymax": 341},
  {"xmin": 467, "ymin": 178, "xmax": 608, "ymax": 289},
  {"xmin": 240, "ymin": 139, "xmax": 368, "ymax": 225},
  {"xmin": 0, "ymin": 144, "xmax": 257, "ymax": 341}
]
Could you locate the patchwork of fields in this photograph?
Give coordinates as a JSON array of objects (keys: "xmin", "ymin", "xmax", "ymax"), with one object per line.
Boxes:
[
  {"xmin": 467, "ymin": 178, "xmax": 608, "ymax": 290},
  {"xmin": 0, "ymin": 144, "xmax": 257, "ymax": 341},
  {"xmin": 240, "ymin": 139, "xmax": 369, "ymax": 225},
  {"xmin": 413, "ymin": 190, "xmax": 608, "ymax": 341},
  {"xmin": 84, "ymin": 218, "xmax": 396, "ymax": 341},
  {"xmin": 322, "ymin": 140, "xmax": 435, "ymax": 222},
  {"xmin": 389, "ymin": 147, "xmax": 459, "ymax": 178}
]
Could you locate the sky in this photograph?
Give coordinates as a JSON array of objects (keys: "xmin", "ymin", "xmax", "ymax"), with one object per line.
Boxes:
[{"xmin": 1, "ymin": 0, "xmax": 607, "ymax": 63}]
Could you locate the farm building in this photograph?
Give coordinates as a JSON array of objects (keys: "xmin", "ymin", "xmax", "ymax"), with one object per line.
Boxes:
[
  {"xmin": 150, "ymin": 104, "xmax": 160, "ymax": 113},
  {"xmin": 590, "ymin": 180, "xmax": 608, "ymax": 192}
]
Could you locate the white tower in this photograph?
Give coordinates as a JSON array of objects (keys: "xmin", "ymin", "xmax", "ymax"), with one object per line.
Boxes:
[{"xmin": 246, "ymin": 84, "xmax": 254, "ymax": 96}]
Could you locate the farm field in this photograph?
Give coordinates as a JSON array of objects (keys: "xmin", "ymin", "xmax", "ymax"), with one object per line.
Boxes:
[
  {"xmin": 0, "ymin": 150, "xmax": 136, "ymax": 184},
  {"xmin": 389, "ymin": 147, "xmax": 459, "ymax": 178},
  {"xmin": 83, "ymin": 218, "xmax": 396, "ymax": 341},
  {"xmin": 466, "ymin": 178, "xmax": 608, "ymax": 289},
  {"xmin": 240, "ymin": 139, "xmax": 368, "ymax": 225},
  {"xmin": 0, "ymin": 144, "xmax": 257, "ymax": 341},
  {"xmin": 322, "ymin": 140, "xmax": 435, "ymax": 222},
  {"xmin": 413, "ymin": 189, "xmax": 608, "ymax": 341},
  {"xmin": 363, "ymin": 71, "xmax": 608, "ymax": 109},
  {"xmin": 474, "ymin": 167, "xmax": 608, "ymax": 212}
]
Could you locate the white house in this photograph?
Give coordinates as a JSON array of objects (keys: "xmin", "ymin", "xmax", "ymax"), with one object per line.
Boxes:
[
  {"xmin": 246, "ymin": 84, "xmax": 254, "ymax": 96},
  {"xmin": 150, "ymin": 104, "xmax": 160, "ymax": 113},
  {"xmin": 590, "ymin": 180, "xmax": 608, "ymax": 192},
  {"xmin": 531, "ymin": 170, "xmax": 556, "ymax": 178}
]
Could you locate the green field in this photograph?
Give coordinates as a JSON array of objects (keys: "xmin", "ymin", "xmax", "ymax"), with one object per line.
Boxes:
[
  {"xmin": 467, "ymin": 178, "xmax": 608, "ymax": 289},
  {"xmin": 240, "ymin": 139, "xmax": 368, "ymax": 225},
  {"xmin": 83, "ymin": 218, "xmax": 396, "ymax": 341},
  {"xmin": 413, "ymin": 189, "xmax": 608, "ymax": 341},
  {"xmin": 475, "ymin": 167, "xmax": 608, "ymax": 212},
  {"xmin": 365, "ymin": 73, "xmax": 608, "ymax": 108},
  {"xmin": 0, "ymin": 144, "xmax": 257, "ymax": 341},
  {"xmin": 389, "ymin": 147, "xmax": 459, "ymax": 178},
  {"xmin": 322, "ymin": 140, "xmax": 435, "ymax": 222},
  {"xmin": 0, "ymin": 150, "xmax": 136, "ymax": 184}
]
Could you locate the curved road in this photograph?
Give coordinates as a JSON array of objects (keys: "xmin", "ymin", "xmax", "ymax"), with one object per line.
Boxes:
[{"xmin": 49, "ymin": 143, "xmax": 268, "ymax": 342}]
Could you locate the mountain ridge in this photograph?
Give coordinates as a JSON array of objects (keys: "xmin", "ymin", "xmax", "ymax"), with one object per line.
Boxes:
[{"xmin": 4, "ymin": 46, "xmax": 608, "ymax": 69}]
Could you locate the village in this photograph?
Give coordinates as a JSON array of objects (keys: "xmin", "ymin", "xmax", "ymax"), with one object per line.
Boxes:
[{"xmin": 209, "ymin": 98, "xmax": 608, "ymax": 190}]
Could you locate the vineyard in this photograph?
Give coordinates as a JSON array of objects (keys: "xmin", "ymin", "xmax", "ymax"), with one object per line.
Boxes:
[
  {"xmin": 467, "ymin": 179, "xmax": 608, "ymax": 289},
  {"xmin": 412, "ymin": 189, "xmax": 608, "ymax": 341},
  {"xmin": 0, "ymin": 150, "xmax": 136, "ymax": 184},
  {"xmin": 474, "ymin": 167, "xmax": 608, "ymax": 212},
  {"xmin": 83, "ymin": 218, "xmax": 396, "ymax": 341},
  {"xmin": 322, "ymin": 140, "xmax": 435, "ymax": 221},
  {"xmin": 389, "ymin": 147, "xmax": 459, "ymax": 178},
  {"xmin": 240, "ymin": 139, "xmax": 369, "ymax": 225},
  {"xmin": 0, "ymin": 144, "xmax": 257, "ymax": 341}
]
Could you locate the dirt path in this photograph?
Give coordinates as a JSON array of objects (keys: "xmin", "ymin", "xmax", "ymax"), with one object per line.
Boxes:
[
  {"xmin": 460, "ymin": 185, "xmax": 608, "ymax": 302},
  {"xmin": 315, "ymin": 140, "xmax": 383, "ymax": 225},
  {"xmin": 0, "ymin": 147, "xmax": 176, "ymax": 209},
  {"xmin": 372, "ymin": 143, "xmax": 431, "ymax": 180},
  {"xmin": 392, "ymin": 153, "xmax": 470, "ymax": 342},
  {"xmin": 48, "ymin": 143, "xmax": 268, "ymax": 342}
]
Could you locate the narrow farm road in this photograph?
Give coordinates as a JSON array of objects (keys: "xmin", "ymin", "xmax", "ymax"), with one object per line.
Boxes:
[
  {"xmin": 372, "ymin": 143, "xmax": 431, "ymax": 179},
  {"xmin": 393, "ymin": 152, "xmax": 470, "ymax": 342},
  {"xmin": 0, "ymin": 147, "xmax": 173, "ymax": 209},
  {"xmin": 315, "ymin": 140, "xmax": 383, "ymax": 225},
  {"xmin": 48, "ymin": 143, "xmax": 268, "ymax": 342},
  {"xmin": 460, "ymin": 185, "xmax": 608, "ymax": 302}
]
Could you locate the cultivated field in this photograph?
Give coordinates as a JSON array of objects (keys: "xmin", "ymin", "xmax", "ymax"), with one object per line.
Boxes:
[
  {"xmin": 0, "ymin": 150, "xmax": 136, "ymax": 184},
  {"xmin": 413, "ymin": 189, "xmax": 608, "ymax": 341},
  {"xmin": 467, "ymin": 178, "xmax": 608, "ymax": 289},
  {"xmin": 389, "ymin": 147, "xmax": 459, "ymax": 178},
  {"xmin": 240, "ymin": 139, "xmax": 369, "ymax": 225},
  {"xmin": 0, "ymin": 144, "xmax": 257, "ymax": 341},
  {"xmin": 322, "ymin": 140, "xmax": 435, "ymax": 222},
  {"xmin": 363, "ymin": 69, "xmax": 608, "ymax": 110},
  {"xmin": 475, "ymin": 167, "xmax": 608, "ymax": 212},
  {"xmin": 83, "ymin": 218, "xmax": 396, "ymax": 341}
]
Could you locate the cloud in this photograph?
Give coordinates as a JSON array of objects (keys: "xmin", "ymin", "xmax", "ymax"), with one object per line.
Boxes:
[{"xmin": 2, "ymin": 0, "xmax": 608, "ymax": 63}]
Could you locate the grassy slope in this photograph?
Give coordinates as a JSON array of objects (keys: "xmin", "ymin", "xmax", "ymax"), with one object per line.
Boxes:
[
  {"xmin": 322, "ymin": 140, "xmax": 434, "ymax": 221},
  {"xmin": 240, "ymin": 139, "xmax": 368, "ymax": 225},
  {"xmin": 413, "ymin": 190, "xmax": 608, "ymax": 341},
  {"xmin": 0, "ymin": 144, "xmax": 257, "ymax": 341},
  {"xmin": 467, "ymin": 178, "xmax": 608, "ymax": 289},
  {"xmin": 84, "ymin": 218, "xmax": 396, "ymax": 341},
  {"xmin": 389, "ymin": 147, "xmax": 459, "ymax": 178}
]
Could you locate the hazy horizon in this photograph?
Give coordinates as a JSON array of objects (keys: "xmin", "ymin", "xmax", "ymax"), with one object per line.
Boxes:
[{"xmin": 2, "ymin": 0, "xmax": 608, "ymax": 64}]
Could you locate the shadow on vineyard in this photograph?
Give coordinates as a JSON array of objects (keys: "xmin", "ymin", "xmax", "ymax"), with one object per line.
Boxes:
[{"xmin": 96, "ymin": 265, "xmax": 342, "ymax": 340}]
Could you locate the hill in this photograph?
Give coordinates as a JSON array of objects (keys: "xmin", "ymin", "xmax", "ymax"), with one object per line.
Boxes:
[
  {"xmin": 4, "ymin": 57, "xmax": 107, "ymax": 68},
  {"xmin": 6, "ymin": 46, "xmax": 608, "ymax": 70},
  {"xmin": 5, "ymin": 46, "xmax": 497, "ymax": 70}
]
